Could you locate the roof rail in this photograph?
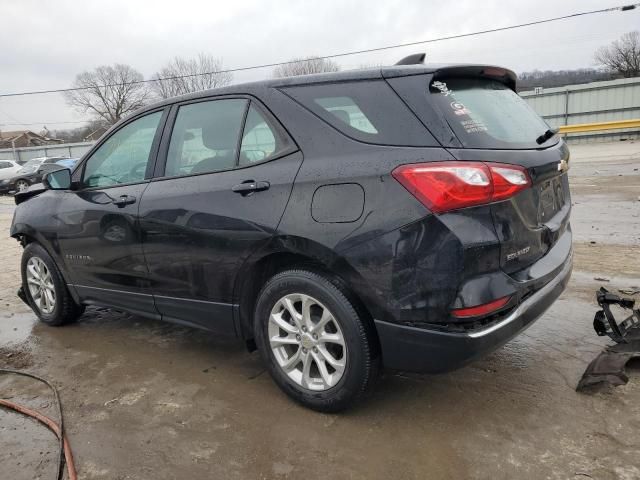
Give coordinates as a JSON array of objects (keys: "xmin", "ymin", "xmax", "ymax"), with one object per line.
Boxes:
[{"xmin": 395, "ymin": 53, "xmax": 426, "ymax": 65}]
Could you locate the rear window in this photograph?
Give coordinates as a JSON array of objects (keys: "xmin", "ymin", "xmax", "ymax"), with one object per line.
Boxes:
[
  {"xmin": 429, "ymin": 77, "xmax": 553, "ymax": 149},
  {"xmin": 282, "ymin": 80, "xmax": 436, "ymax": 146}
]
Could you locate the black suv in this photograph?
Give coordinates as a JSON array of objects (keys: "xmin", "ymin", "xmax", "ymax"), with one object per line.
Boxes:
[{"xmin": 11, "ymin": 59, "xmax": 572, "ymax": 411}]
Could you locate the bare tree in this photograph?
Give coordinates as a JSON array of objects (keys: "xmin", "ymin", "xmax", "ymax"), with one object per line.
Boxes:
[
  {"xmin": 150, "ymin": 54, "xmax": 233, "ymax": 99},
  {"xmin": 52, "ymin": 119, "xmax": 109, "ymax": 143},
  {"xmin": 273, "ymin": 56, "xmax": 340, "ymax": 78},
  {"xmin": 63, "ymin": 64, "xmax": 150, "ymax": 126},
  {"xmin": 594, "ymin": 31, "xmax": 640, "ymax": 78}
]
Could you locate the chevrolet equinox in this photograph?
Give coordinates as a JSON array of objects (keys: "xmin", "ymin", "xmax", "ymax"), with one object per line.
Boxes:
[{"xmin": 11, "ymin": 57, "xmax": 572, "ymax": 411}]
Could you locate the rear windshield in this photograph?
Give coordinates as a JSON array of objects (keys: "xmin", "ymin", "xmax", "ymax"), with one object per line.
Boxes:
[
  {"xmin": 429, "ymin": 77, "xmax": 554, "ymax": 149},
  {"xmin": 282, "ymin": 80, "xmax": 437, "ymax": 146}
]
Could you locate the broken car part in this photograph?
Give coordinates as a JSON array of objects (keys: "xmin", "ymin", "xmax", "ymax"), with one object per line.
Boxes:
[{"xmin": 577, "ymin": 288, "xmax": 640, "ymax": 391}]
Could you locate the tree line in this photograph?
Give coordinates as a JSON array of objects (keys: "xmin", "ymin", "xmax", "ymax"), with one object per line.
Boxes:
[
  {"xmin": 56, "ymin": 54, "xmax": 338, "ymax": 141},
  {"xmin": 55, "ymin": 30, "xmax": 639, "ymax": 141}
]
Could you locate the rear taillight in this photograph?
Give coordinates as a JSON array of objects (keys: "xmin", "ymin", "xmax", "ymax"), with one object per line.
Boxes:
[{"xmin": 392, "ymin": 161, "xmax": 531, "ymax": 213}]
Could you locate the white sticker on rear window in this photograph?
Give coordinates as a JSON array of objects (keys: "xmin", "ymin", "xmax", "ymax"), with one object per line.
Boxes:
[
  {"xmin": 432, "ymin": 81, "xmax": 453, "ymax": 96},
  {"xmin": 460, "ymin": 119, "xmax": 488, "ymax": 134},
  {"xmin": 450, "ymin": 101, "xmax": 471, "ymax": 116}
]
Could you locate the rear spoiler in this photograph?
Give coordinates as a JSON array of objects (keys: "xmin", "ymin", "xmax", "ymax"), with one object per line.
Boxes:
[
  {"xmin": 431, "ymin": 65, "xmax": 517, "ymax": 90},
  {"xmin": 383, "ymin": 63, "xmax": 517, "ymax": 91}
]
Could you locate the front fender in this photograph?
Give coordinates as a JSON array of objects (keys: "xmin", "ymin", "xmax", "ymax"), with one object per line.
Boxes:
[{"xmin": 10, "ymin": 191, "xmax": 74, "ymax": 288}]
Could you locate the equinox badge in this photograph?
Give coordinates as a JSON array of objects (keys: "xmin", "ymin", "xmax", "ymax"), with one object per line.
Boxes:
[{"xmin": 506, "ymin": 246, "xmax": 531, "ymax": 261}]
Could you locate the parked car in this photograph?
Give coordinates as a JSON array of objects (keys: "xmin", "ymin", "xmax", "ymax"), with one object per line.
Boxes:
[
  {"xmin": 54, "ymin": 158, "xmax": 79, "ymax": 170},
  {"xmin": 37, "ymin": 157, "xmax": 79, "ymax": 177},
  {"xmin": 0, "ymin": 156, "xmax": 70, "ymax": 193},
  {"xmin": 0, "ymin": 160, "xmax": 22, "ymax": 183},
  {"xmin": 10, "ymin": 58, "xmax": 572, "ymax": 411}
]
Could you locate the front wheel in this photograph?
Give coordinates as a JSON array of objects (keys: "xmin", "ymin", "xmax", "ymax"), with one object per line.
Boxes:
[
  {"xmin": 254, "ymin": 269, "xmax": 379, "ymax": 412},
  {"xmin": 14, "ymin": 179, "xmax": 29, "ymax": 193},
  {"xmin": 21, "ymin": 243, "xmax": 84, "ymax": 326}
]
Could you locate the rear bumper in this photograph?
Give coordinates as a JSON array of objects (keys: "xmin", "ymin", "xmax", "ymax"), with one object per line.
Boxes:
[{"xmin": 374, "ymin": 248, "xmax": 573, "ymax": 373}]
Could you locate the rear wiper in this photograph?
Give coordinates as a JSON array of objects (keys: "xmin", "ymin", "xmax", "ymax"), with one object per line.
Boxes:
[{"xmin": 536, "ymin": 128, "xmax": 559, "ymax": 145}]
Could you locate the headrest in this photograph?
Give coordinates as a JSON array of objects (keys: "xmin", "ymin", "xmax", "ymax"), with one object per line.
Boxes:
[
  {"xmin": 201, "ymin": 118, "xmax": 240, "ymax": 151},
  {"xmin": 330, "ymin": 109, "xmax": 351, "ymax": 126}
]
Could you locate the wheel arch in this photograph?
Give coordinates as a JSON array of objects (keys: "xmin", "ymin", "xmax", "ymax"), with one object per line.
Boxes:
[
  {"xmin": 234, "ymin": 236, "xmax": 382, "ymax": 352},
  {"xmin": 11, "ymin": 228, "xmax": 80, "ymax": 304},
  {"xmin": 11, "ymin": 224, "xmax": 45, "ymax": 248}
]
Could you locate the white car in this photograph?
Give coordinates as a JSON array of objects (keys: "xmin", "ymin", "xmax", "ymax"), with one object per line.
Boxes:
[{"xmin": 0, "ymin": 160, "xmax": 21, "ymax": 181}]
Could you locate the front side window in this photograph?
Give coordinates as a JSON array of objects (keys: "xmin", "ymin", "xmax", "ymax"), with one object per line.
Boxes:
[
  {"xmin": 165, "ymin": 99, "xmax": 247, "ymax": 177},
  {"xmin": 0, "ymin": 161, "xmax": 10, "ymax": 169},
  {"xmin": 82, "ymin": 111, "xmax": 162, "ymax": 188}
]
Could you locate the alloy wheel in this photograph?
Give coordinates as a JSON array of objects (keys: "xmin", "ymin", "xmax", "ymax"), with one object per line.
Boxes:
[
  {"xmin": 15, "ymin": 180, "xmax": 29, "ymax": 192},
  {"xmin": 269, "ymin": 293, "xmax": 347, "ymax": 391},
  {"xmin": 26, "ymin": 256, "xmax": 56, "ymax": 314}
]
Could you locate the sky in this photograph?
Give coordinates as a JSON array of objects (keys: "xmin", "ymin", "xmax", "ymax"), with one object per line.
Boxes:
[{"xmin": 0, "ymin": 0, "xmax": 638, "ymax": 135}]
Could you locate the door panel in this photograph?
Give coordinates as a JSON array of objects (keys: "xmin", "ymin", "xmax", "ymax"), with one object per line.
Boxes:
[
  {"xmin": 139, "ymin": 152, "xmax": 303, "ymax": 333},
  {"xmin": 55, "ymin": 109, "xmax": 166, "ymax": 316},
  {"xmin": 56, "ymin": 184, "xmax": 156, "ymax": 315}
]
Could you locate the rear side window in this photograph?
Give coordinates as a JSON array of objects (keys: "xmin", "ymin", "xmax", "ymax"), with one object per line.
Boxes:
[
  {"xmin": 429, "ymin": 77, "xmax": 552, "ymax": 149},
  {"xmin": 313, "ymin": 97, "xmax": 378, "ymax": 134},
  {"xmin": 165, "ymin": 99, "xmax": 248, "ymax": 177},
  {"xmin": 239, "ymin": 104, "xmax": 294, "ymax": 165},
  {"xmin": 282, "ymin": 81, "xmax": 436, "ymax": 146}
]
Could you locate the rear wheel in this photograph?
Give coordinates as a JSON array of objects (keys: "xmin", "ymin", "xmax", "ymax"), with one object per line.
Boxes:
[
  {"xmin": 21, "ymin": 243, "xmax": 84, "ymax": 326},
  {"xmin": 254, "ymin": 269, "xmax": 379, "ymax": 412}
]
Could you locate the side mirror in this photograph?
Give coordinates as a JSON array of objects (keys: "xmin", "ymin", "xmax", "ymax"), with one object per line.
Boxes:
[{"xmin": 43, "ymin": 168, "xmax": 71, "ymax": 190}]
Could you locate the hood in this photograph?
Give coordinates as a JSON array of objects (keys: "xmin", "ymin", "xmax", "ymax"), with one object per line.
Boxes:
[{"xmin": 14, "ymin": 183, "xmax": 46, "ymax": 205}]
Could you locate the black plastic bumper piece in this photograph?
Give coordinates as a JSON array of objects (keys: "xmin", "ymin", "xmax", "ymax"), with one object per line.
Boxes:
[
  {"xmin": 375, "ymin": 251, "xmax": 573, "ymax": 373},
  {"xmin": 593, "ymin": 287, "xmax": 640, "ymax": 343},
  {"xmin": 17, "ymin": 287, "xmax": 28, "ymax": 306}
]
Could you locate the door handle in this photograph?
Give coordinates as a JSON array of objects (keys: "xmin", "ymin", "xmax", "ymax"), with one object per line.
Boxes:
[
  {"xmin": 232, "ymin": 180, "xmax": 270, "ymax": 195},
  {"xmin": 112, "ymin": 194, "xmax": 137, "ymax": 207}
]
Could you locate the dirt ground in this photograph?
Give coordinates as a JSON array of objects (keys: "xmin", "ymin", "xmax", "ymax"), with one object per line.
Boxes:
[{"xmin": 1, "ymin": 141, "xmax": 639, "ymax": 480}]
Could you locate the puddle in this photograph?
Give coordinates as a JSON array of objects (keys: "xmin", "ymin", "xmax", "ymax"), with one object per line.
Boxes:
[{"xmin": 0, "ymin": 313, "xmax": 37, "ymax": 347}]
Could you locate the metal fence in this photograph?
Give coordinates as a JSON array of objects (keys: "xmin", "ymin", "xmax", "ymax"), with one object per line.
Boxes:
[
  {"xmin": 0, "ymin": 142, "xmax": 93, "ymax": 163},
  {"xmin": 521, "ymin": 77, "xmax": 640, "ymax": 143}
]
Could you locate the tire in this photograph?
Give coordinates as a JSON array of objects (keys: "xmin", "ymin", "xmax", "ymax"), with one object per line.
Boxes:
[
  {"xmin": 14, "ymin": 179, "xmax": 30, "ymax": 193},
  {"xmin": 21, "ymin": 242, "xmax": 84, "ymax": 326},
  {"xmin": 254, "ymin": 269, "xmax": 379, "ymax": 412}
]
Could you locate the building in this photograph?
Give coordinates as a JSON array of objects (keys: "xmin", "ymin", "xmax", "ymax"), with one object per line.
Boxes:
[{"xmin": 0, "ymin": 130, "xmax": 64, "ymax": 149}]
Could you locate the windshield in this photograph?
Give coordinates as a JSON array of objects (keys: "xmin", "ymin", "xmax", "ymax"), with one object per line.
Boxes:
[{"xmin": 429, "ymin": 77, "xmax": 554, "ymax": 149}]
